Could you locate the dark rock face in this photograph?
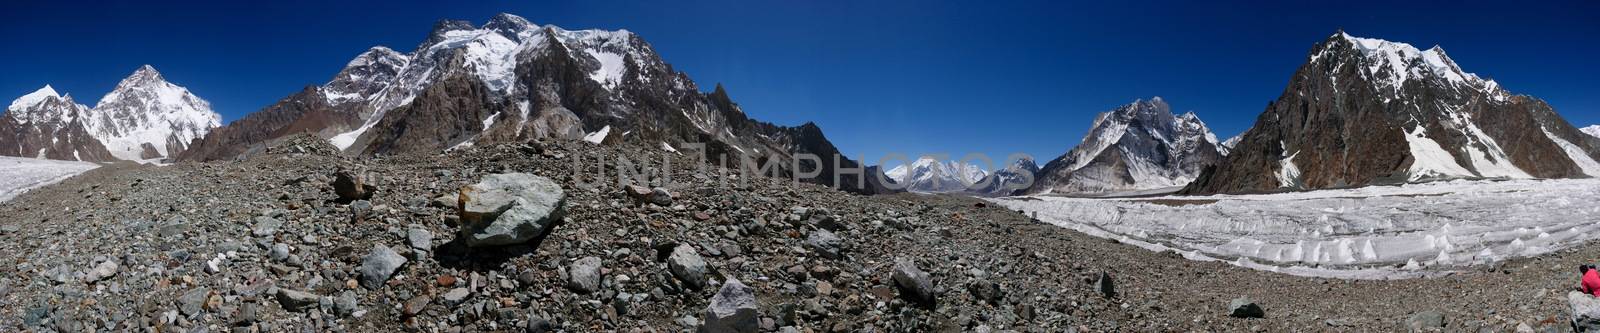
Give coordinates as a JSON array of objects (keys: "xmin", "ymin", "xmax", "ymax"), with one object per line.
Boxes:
[
  {"xmin": 1027, "ymin": 98, "xmax": 1226, "ymax": 195},
  {"xmin": 1185, "ymin": 32, "xmax": 1600, "ymax": 194},
  {"xmin": 177, "ymin": 87, "xmax": 356, "ymax": 162}
]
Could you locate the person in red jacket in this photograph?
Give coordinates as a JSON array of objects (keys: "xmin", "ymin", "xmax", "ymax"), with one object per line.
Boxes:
[{"xmin": 1581, "ymin": 265, "xmax": 1600, "ymax": 297}]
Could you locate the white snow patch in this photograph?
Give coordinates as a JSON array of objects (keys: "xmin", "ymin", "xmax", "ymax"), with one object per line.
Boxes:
[
  {"xmin": 584, "ymin": 49, "xmax": 626, "ymax": 89},
  {"xmin": 582, "ymin": 125, "xmax": 610, "ymax": 144},
  {"xmin": 1403, "ymin": 126, "xmax": 1474, "ymax": 180},
  {"xmin": 1543, "ymin": 127, "xmax": 1600, "ymax": 177},
  {"xmin": 1276, "ymin": 149, "xmax": 1302, "ymax": 188},
  {"xmin": 1582, "ymin": 125, "xmax": 1600, "ymax": 139}
]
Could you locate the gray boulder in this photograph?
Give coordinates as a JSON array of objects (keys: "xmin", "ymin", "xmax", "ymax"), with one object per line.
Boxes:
[
  {"xmin": 668, "ymin": 244, "xmax": 708, "ymax": 291},
  {"xmin": 648, "ymin": 187, "xmax": 673, "ymax": 206},
  {"xmin": 1406, "ymin": 310, "xmax": 1445, "ymax": 331},
  {"xmin": 457, "ymin": 173, "xmax": 566, "ymax": 247},
  {"xmin": 968, "ymin": 279, "xmax": 1002, "ymax": 305},
  {"xmin": 1228, "ymin": 296, "xmax": 1265, "ymax": 318},
  {"xmin": 407, "ymin": 227, "xmax": 433, "ymax": 251},
  {"xmin": 567, "ymin": 256, "xmax": 603, "ymax": 293},
  {"xmin": 333, "ymin": 291, "xmax": 359, "ymax": 317},
  {"xmin": 441, "ymin": 288, "xmax": 471, "ymax": 307},
  {"xmin": 358, "ymin": 245, "xmax": 407, "ymax": 289},
  {"xmin": 700, "ymin": 278, "xmax": 759, "ymax": 333},
  {"xmin": 251, "ymin": 216, "xmax": 283, "ymax": 237},
  {"xmin": 276, "ymin": 288, "xmax": 321, "ymax": 312},
  {"xmin": 805, "ymin": 229, "xmax": 844, "ymax": 259},
  {"xmin": 179, "ymin": 287, "xmax": 210, "ymax": 316},
  {"xmin": 892, "ymin": 257, "xmax": 936, "ymax": 308},
  {"xmin": 83, "ymin": 260, "xmax": 119, "ymax": 283},
  {"xmin": 1570, "ymin": 291, "xmax": 1600, "ymax": 331}
]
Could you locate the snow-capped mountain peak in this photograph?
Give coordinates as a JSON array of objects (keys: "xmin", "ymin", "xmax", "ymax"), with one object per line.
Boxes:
[
  {"xmin": 88, "ymin": 65, "xmax": 222, "ymax": 161},
  {"xmin": 5, "ymin": 85, "xmax": 90, "ymax": 125},
  {"xmin": 1583, "ymin": 125, "xmax": 1600, "ymax": 139},
  {"xmin": 329, "ymin": 13, "xmax": 660, "ymax": 150},
  {"xmin": 484, "ymin": 13, "xmax": 537, "ymax": 41},
  {"xmin": 1026, "ymin": 97, "xmax": 1227, "ymax": 194},
  {"xmin": 886, "ymin": 157, "xmax": 990, "ymax": 193},
  {"xmin": 1321, "ymin": 32, "xmax": 1503, "ymax": 99},
  {"xmin": 322, "ymin": 46, "xmax": 409, "ymax": 105},
  {"xmin": 7, "ymin": 85, "xmax": 62, "ymax": 113}
]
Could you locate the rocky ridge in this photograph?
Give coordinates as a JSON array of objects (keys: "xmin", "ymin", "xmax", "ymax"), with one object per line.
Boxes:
[{"xmin": 1185, "ymin": 32, "xmax": 1600, "ymax": 194}]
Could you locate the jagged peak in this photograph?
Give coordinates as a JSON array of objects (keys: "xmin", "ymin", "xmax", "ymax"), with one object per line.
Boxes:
[
  {"xmin": 1317, "ymin": 32, "xmax": 1490, "ymax": 94},
  {"xmin": 485, "ymin": 13, "xmax": 536, "ymax": 39},
  {"xmin": 8, "ymin": 85, "xmax": 65, "ymax": 112},
  {"xmin": 118, "ymin": 65, "xmax": 166, "ymax": 86},
  {"xmin": 345, "ymin": 46, "xmax": 408, "ymax": 68}
]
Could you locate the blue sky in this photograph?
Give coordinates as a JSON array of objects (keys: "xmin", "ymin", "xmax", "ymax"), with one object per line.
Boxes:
[{"xmin": 2, "ymin": 0, "xmax": 1596, "ymax": 168}]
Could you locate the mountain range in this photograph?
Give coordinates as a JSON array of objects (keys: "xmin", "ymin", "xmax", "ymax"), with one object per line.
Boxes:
[
  {"xmin": 1, "ymin": 65, "xmax": 220, "ymax": 163},
  {"xmin": 172, "ymin": 13, "xmax": 896, "ymax": 194},
  {"xmin": 5, "ymin": 23, "xmax": 1597, "ymax": 197}
]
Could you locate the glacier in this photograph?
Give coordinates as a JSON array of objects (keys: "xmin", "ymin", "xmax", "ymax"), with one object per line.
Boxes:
[
  {"xmin": 0, "ymin": 156, "xmax": 99, "ymax": 203},
  {"xmin": 992, "ymin": 178, "xmax": 1600, "ymax": 279}
]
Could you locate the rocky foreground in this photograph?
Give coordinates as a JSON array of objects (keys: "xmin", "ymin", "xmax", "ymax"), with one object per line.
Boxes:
[{"xmin": 0, "ymin": 138, "xmax": 1596, "ymax": 332}]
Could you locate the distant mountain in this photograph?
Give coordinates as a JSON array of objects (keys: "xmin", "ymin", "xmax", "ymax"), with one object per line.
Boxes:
[
  {"xmin": 966, "ymin": 156, "xmax": 1039, "ymax": 196},
  {"xmin": 0, "ymin": 66, "xmax": 220, "ymax": 162},
  {"xmin": 1583, "ymin": 125, "xmax": 1600, "ymax": 139},
  {"xmin": 87, "ymin": 65, "xmax": 221, "ymax": 161},
  {"xmin": 0, "ymin": 86, "xmax": 115, "ymax": 161},
  {"xmin": 1220, "ymin": 134, "xmax": 1243, "ymax": 155},
  {"xmin": 886, "ymin": 157, "xmax": 989, "ymax": 193},
  {"xmin": 178, "ymin": 13, "xmax": 896, "ymax": 194},
  {"xmin": 1025, "ymin": 97, "xmax": 1226, "ymax": 195},
  {"xmin": 1184, "ymin": 32, "xmax": 1600, "ymax": 194}
]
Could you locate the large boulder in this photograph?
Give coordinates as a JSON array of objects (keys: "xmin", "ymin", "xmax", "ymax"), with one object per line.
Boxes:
[
  {"xmin": 332, "ymin": 169, "xmax": 376, "ymax": 203},
  {"xmin": 567, "ymin": 256, "xmax": 603, "ymax": 294},
  {"xmin": 457, "ymin": 173, "xmax": 566, "ymax": 247},
  {"xmin": 276, "ymin": 288, "xmax": 321, "ymax": 312},
  {"xmin": 1570, "ymin": 291, "xmax": 1600, "ymax": 331},
  {"xmin": 1228, "ymin": 296, "xmax": 1265, "ymax": 318},
  {"xmin": 805, "ymin": 229, "xmax": 844, "ymax": 259},
  {"xmin": 668, "ymin": 244, "xmax": 708, "ymax": 291},
  {"xmin": 700, "ymin": 278, "xmax": 759, "ymax": 333},
  {"xmin": 1096, "ymin": 272, "xmax": 1116, "ymax": 298},
  {"xmin": 892, "ymin": 257, "xmax": 937, "ymax": 308},
  {"xmin": 358, "ymin": 245, "xmax": 407, "ymax": 289},
  {"xmin": 1406, "ymin": 310, "xmax": 1445, "ymax": 331}
]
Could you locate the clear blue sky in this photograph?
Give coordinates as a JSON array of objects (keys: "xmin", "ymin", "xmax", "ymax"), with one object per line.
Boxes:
[{"xmin": 3, "ymin": 0, "xmax": 1596, "ymax": 169}]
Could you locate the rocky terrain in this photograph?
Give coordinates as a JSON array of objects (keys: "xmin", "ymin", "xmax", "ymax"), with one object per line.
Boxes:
[{"xmin": 0, "ymin": 138, "xmax": 1596, "ymax": 332}]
